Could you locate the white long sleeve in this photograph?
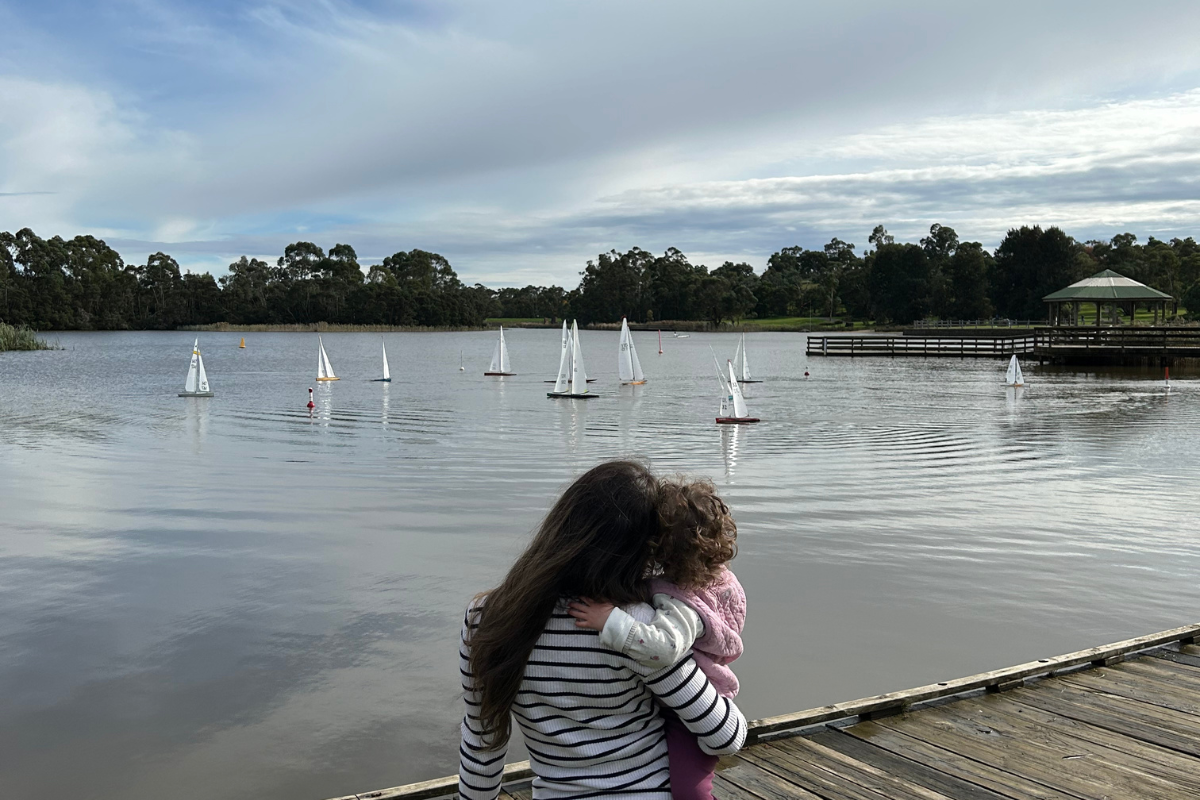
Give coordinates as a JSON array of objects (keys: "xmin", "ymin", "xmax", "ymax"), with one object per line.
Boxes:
[{"xmin": 598, "ymin": 594, "xmax": 704, "ymax": 668}]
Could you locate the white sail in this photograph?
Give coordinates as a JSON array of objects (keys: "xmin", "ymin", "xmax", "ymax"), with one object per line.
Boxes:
[
  {"xmin": 488, "ymin": 326, "xmax": 511, "ymax": 373},
  {"xmin": 570, "ymin": 320, "xmax": 588, "ymax": 394},
  {"xmin": 196, "ymin": 350, "xmax": 210, "ymax": 393},
  {"xmin": 618, "ymin": 318, "xmax": 646, "ymax": 383},
  {"xmin": 381, "ymin": 340, "xmax": 391, "ymax": 381},
  {"xmin": 1005, "ymin": 354, "xmax": 1024, "ymax": 386},
  {"xmin": 553, "ymin": 321, "xmax": 571, "ymax": 393},
  {"xmin": 739, "ymin": 333, "xmax": 751, "ymax": 381},
  {"xmin": 180, "ymin": 339, "xmax": 213, "ymax": 396},
  {"xmin": 727, "ymin": 360, "xmax": 749, "ymax": 418},
  {"xmin": 629, "ymin": 324, "xmax": 644, "ymax": 382},
  {"xmin": 618, "ymin": 319, "xmax": 634, "ymax": 382},
  {"xmin": 184, "ymin": 339, "xmax": 200, "ymax": 393},
  {"xmin": 488, "ymin": 338, "xmax": 501, "ymax": 372},
  {"xmin": 316, "ymin": 336, "xmax": 338, "ymax": 380}
]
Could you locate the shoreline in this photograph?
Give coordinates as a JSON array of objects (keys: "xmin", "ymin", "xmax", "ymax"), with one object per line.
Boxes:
[{"xmin": 176, "ymin": 321, "xmax": 863, "ymax": 334}]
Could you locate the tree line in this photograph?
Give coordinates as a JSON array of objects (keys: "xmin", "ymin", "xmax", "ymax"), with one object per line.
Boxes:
[{"xmin": 2, "ymin": 225, "xmax": 1199, "ymax": 331}]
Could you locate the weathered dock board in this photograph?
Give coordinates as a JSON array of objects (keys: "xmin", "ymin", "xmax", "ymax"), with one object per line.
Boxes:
[{"xmin": 329, "ymin": 623, "xmax": 1200, "ymax": 800}]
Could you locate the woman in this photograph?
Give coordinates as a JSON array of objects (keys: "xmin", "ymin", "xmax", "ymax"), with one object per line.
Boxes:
[{"xmin": 458, "ymin": 461, "xmax": 747, "ymax": 800}]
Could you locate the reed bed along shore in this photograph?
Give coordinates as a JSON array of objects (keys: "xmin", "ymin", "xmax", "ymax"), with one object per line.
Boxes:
[
  {"xmin": 180, "ymin": 322, "xmax": 486, "ymax": 333},
  {"xmin": 0, "ymin": 323, "xmax": 57, "ymax": 351},
  {"xmin": 181, "ymin": 319, "xmax": 864, "ymax": 334}
]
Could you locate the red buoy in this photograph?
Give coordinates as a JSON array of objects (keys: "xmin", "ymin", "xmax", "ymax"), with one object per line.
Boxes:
[
  {"xmin": 804, "ymin": 371, "xmax": 810, "ymax": 379},
  {"xmin": 307, "ymin": 387, "xmax": 315, "ymax": 410}
]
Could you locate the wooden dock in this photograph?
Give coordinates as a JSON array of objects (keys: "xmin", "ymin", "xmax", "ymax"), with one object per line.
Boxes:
[
  {"xmin": 805, "ymin": 333, "xmax": 1035, "ymax": 359},
  {"xmin": 806, "ymin": 326, "xmax": 1200, "ymax": 365},
  {"xmin": 329, "ymin": 623, "xmax": 1200, "ymax": 800}
]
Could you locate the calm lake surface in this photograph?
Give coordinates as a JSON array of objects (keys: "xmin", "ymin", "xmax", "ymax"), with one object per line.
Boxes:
[{"xmin": 1, "ymin": 330, "xmax": 1198, "ymax": 799}]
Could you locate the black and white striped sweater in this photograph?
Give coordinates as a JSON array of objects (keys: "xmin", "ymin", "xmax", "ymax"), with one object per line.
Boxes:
[{"xmin": 458, "ymin": 600, "xmax": 747, "ymax": 800}]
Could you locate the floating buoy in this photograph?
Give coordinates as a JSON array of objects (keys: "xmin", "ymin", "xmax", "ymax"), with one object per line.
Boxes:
[
  {"xmin": 804, "ymin": 371, "xmax": 810, "ymax": 379},
  {"xmin": 239, "ymin": 337, "xmax": 246, "ymax": 349},
  {"xmin": 658, "ymin": 330, "xmax": 663, "ymax": 355},
  {"xmin": 307, "ymin": 387, "xmax": 315, "ymax": 411}
]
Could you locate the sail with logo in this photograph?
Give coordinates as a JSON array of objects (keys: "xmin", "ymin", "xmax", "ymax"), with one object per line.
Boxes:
[
  {"xmin": 549, "ymin": 321, "xmax": 597, "ymax": 398},
  {"xmin": 618, "ymin": 318, "xmax": 646, "ymax": 385},
  {"xmin": 179, "ymin": 339, "xmax": 214, "ymax": 397}
]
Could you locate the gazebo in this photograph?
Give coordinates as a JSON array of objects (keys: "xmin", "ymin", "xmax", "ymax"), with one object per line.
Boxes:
[{"xmin": 1043, "ymin": 269, "xmax": 1176, "ymax": 326}]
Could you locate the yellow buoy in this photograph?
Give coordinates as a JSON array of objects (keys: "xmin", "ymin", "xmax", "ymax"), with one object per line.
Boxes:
[{"xmin": 239, "ymin": 337, "xmax": 246, "ymax": 349}]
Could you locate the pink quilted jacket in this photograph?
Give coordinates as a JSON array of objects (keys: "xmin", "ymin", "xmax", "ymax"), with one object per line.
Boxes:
[{"xmin": 649, "ymin": 566, "xmax": 745, "ymax": 698}]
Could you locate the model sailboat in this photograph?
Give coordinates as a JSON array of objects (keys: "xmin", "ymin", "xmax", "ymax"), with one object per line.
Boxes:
[
  {"xmin": 1005, "ymin": 354, "xmax": 1025, "ymax": 387},
  {"xmin": 733, "ymin": 333, "xmax": 761, "ymax": 383},
  {"xmin": 548, "ymin": 321, "xmax": 597, "ymax": 398},
  {"xmin": 716, "ymin": 359, "xmax": 758, "ymax": 424},
  {"xmin": 485, "ymin": 326, "xmax": 514, "ymax": 375},
  {"xmin": 545, "ymin": 321, "xmax": 595, "ymax": 382},
  {"xmin": 373, "ymin": 339, "xmax": 391, "ymax": 382},
  {"xmin": 618, "ymin": 318, "xmax": 646, "ymax": 385},
  {"xmin": 316, "ymin": 336, "xmax": 339, "ymax": 381},
  {"xmin": 179, "ymin": 339, "xmax": 214, "ymax": 397}
]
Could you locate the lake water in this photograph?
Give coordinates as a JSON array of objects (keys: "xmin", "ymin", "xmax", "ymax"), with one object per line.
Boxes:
[{"xmin": 1, "ymin": 330, "xmax": 1198, "ymax": 800}]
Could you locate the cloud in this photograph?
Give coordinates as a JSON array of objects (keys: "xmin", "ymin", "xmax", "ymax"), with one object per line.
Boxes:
[{"xmin": 4, "ymin": 1, "xmax": 1200, "ymax": 284}]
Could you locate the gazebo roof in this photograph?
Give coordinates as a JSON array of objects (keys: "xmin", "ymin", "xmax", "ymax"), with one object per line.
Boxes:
[{"xmin": 1043, "ymin": 269, "xmax": 1174, "ymax": 302}]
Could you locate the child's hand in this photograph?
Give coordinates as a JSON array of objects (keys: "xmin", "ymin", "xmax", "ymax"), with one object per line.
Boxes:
[{"xmin": 568, "ymin": 598, "xmax": 615, "ymax": 631}]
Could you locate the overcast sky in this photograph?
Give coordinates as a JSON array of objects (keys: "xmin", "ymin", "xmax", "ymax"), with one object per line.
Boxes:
[{"xmin": 2, "ymin": 0, "xmax": 1200, "ymax": 286}]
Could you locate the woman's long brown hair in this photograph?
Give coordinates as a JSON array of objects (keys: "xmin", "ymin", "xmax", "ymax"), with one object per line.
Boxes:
[{"xmin": 468, "ymin": 460, "xmax": 660, "ymax": 749}]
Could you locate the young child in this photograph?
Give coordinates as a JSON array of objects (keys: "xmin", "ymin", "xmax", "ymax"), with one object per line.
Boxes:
[{"xmin": 568, "ymin": 477, "xmax": 745, "ymax": 800}]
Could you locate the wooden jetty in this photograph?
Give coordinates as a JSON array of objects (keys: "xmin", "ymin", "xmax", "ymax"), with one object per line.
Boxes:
[
  {"xmin": 807, "ymin": 326, "xmax": 1200, "ymax": 365},
  {"xmin": 805, "ymin": 332, "xmax": 1035, "ymax": 359},
  {"xmin": 328, "ymin": 622, "xmax": 1200, "ymax": 800}
]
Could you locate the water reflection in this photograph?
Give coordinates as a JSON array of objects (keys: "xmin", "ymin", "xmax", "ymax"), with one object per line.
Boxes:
[
  {"xmin": 380, "ymin": 384, "xmax": 390, "ymax": 427},
  {"xmin": 721, "ymin": 423, "xmax": 741, "ymax": 480},
  {"xmin": 1005, "ymin": 385, "xmax": 1025, "ymax": 412},
  {"xmin": 185, "ymin": 397, "xmax": 210, "ymax": 453},
  {"xmin": 315, "ymin": 383, "xmax": 333, "ymax": 427}
]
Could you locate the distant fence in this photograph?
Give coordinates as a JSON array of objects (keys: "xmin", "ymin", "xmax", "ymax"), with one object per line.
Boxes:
[
  {"xmin": 806, "ymin": 333, "xmax": 1035, "ymax": 358},
  {"xmin": 911, "ymin": 318, "xmax": 1044, "ymax": 329}
]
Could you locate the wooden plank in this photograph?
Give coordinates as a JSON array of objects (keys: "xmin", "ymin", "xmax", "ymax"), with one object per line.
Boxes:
[
  {"xmin": 928, "ymin": 698, "xmax": 1199, "ymax": 798},
  {"xmin": 1029, "ymin": 680, "xmax": 1200, "ymax": 738},
  {"xmin": 1010, "ymin": 685, "xmax": 1200, "ymax": 759},
  {"xmin": 875, "ymin": 705, "xmax": 1187, "ymax": 800},
  {"xmin": 1118, "ymin": 657, "xmax": 1200, "ymax": 690},
  {"xmin": 841, "ymin": 720, "xmax": 1076, "ymax": 800},
  {"xmin": 1148, "ymin": 649, "xmax": 1200, "ymax": 669},
  {"xmin": 741, "ymin": 743, "xmax": 906, "ymax": 800},
  {"xmin": 775, "ymin": 736, "xmax": 959, "ymax": 800},
  {"xmin": 714, "ymin": 757, "xmax": 825, "ymax": 800},
  {"xmin": 748, "ymin": 624, "xmax": 1200, "ymax": 741},
  {"xmin": 1058, "ymin": 668, "xmax": 1200, "ymax": 718},
  {"xmin": 808, "ymin": 728, "xmax": 1013, "ymax": 800},
  {"xmin": 746, "ymin": 739, "xmax": 956, "ymax": 800},
  {"xmin": 947, "ymin": 695, "xmax": 1200, "ymax": 792}
]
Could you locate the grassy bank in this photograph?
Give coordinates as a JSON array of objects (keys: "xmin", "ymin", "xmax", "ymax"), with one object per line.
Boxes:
[
  {"xmin": 0, "ymin": 323, "xmax": 57, "ymax": 351},
  {"xmin": 180, "ymin": 322, "xmax": 486, "ymax": 333}
]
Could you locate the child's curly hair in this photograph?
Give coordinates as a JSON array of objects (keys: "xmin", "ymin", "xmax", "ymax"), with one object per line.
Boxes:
[{"xmin": 651, "ymin": 477, "xmax": 737, "ymax": 590}]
